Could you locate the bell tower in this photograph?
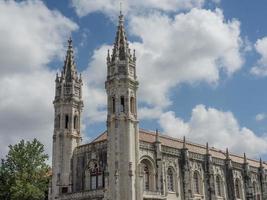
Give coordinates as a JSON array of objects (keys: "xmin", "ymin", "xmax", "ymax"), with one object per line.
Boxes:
[
  {"xmin": 51, "ymin": 38, "xmax": 83, "ymax": 199},
  {"xmin": 105, "ymin": 13, "xmax": 139, "ymax": 200}
]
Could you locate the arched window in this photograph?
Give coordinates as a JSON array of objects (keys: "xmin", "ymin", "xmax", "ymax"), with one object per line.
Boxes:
[
  {"xmin": 120, "ymin": 96, "xmax": 125, "ymax": 112},
  {"xmin": 215, "ymin": 175, "xmax": 223, "ymax": 197},
  {"xmin": 130, "ymin": 97, "xmax": 135, "ymax": 114},
  {"xmin": 193, "ymin": 171, "xmax": 201, "ymax": 194},
  {"xmin": 167, "ymin": 168, "xmax": 174, "ymax": 191},
  {"xmin": 65, "ymin": 115, "xmax": 69, "ymax": 129},
  {"xmin": 235, "ymin": 178, "xmax": 242, "ymax": 199},
  {"xmin": 88, "ymin": 160, "xmax": 103, "ymax": 190},
  {"xmin": 144, "ymin": 164, "xmax": 149, "ymax": 191},
  {"xmin": 112, "ymin": 97, "xmax": 115, "ymax": 113},
  {"xmin": 73, "ymin": 115, "xmax": 78, "ymax": 129}
]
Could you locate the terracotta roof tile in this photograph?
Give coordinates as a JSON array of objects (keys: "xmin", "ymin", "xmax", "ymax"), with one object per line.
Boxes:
[{"xmin": 86, "ymin": 129, "xmax": 266, "ymax": 168}]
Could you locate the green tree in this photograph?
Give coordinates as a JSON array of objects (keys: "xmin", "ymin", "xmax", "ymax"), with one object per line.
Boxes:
[{"xmin": 0, "ymin": 139, "xmax": 50, "ymax": 200}]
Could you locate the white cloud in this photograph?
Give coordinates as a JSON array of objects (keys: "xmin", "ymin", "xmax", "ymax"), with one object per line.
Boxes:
[
  {"xmin": 256, "ymin": 113, "xmax": 266, "ymax": 121},
  {"xmin": 251, "ymin": 37, "xmax": 267, "ymax": 76},
  {"xmin": 0, "ymin": 0, "xmax": 77, "ymax": 158},
  {"xmin": 159, "ymin": 105, "xmax": 267, "ymax": 157},
  {"xmin": 82, "ymin": 45, "xmax": 110, "ymax": 124},
  {"xmin": 83, "ymin": 8, "xmax": 244, "ymax": 122},
  {"xmin": 71, "ymin": 0, "xmax": 204, "ymax": 17},
  {"xmin": 132, "ymin": 9, "xmax": 243, "ymax": 109}
]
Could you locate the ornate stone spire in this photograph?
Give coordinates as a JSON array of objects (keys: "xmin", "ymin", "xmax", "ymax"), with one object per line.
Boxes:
[
  {"xmin": 226, "ymin": 148, "xmax": 230, "ymax": 160},
  {"xmin": 183, "ymin": 136, "xmax": 187, "ymax": 149},
  {"xmin": 206, "ymin": 142, "xmax": 210, "ymax": 155},
  {"xmin": 243, "ymin": 153, "xmax": 248, "ymax": 164},
  {"xmin": 63, "ymin": 37, "xmax": 78, "ymax": 82},
  {"xmin": 260, "ymin": 158, "xmax": 263, "ymax": 168},
  {"xmin": 155, "ymin": 129, "xmax": 160, "ymax": 143},
  {"xmin": 111, "ymin": 12, "xmax": 132, "ymax": 62}
]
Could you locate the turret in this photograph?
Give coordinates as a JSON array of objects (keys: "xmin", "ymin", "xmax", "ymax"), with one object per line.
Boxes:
[
  {"xmin": 105, "ymin": 12, "xmax": 139, "ymax": 200},
  {"xmin": 51, "ymin": 37, "xmax": 83, "ymax": 200}
]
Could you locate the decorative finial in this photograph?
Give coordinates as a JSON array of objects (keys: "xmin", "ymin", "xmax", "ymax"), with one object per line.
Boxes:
[
  {"xmin": 226, "ymin": 148, "xmax": 229, "ymax": 159},
  {"xmin": 183, "ymin": 136, "xmax": 186, "ymax": 149},
  {"xmin": 260, "ymin": 158, "xmax": 263, "ymax": 168},
  {"xmin": 120, "ymin": 1, "xmax": 122, "ymax": 16},
  {"xmin": 118, "ymin": 2, "xmax": 124, "ymax": 25},
  {"xmin": 68, "ymin": 36, "xmax": 72, "ymax": 47},
  {"xmin": 133, "ymin": 49, "xmax": 136, "ymax": 62},
  {"xmin": 243, "ymin": 153, "xmax": 247, "ymax": 163},
  {"xmin": 156, "ymin": 129, "xmax": 160, "ymax": 143},
  {"xmin": 206, "ymin": 142, "xmax": 209, "ymax": 155},
  {"xmin": 107, "ymin": 49, "xmax": 110, "ymax": 62}
]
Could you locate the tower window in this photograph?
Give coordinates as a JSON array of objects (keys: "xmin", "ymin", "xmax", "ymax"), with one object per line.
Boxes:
[
  {"xmin": 65, "ymin": 115, "xmax": 69, "ymax": 129},
  {"xmin": 120, "ymin": 96, "xmax": 125, "ymax": 112},
  {"xmin": 112, "ymin": 97, "xmax": 116, "ymax": 113},
  {"xmin": 74, "ymin": 115, "xmax": 78, "ymax": 129},
  {"xmin": 130, "ymin": 97, "xmax": 135, "ymax": 114},
  {"xmin": 55, "ymin": 114, "xmax": 60, "ymax": 129}
]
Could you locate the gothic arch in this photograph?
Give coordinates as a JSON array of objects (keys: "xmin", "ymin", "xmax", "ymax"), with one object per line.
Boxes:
[
  {"xmin": 235, "ymin": 178, "xmax": 243, "ymax": 199},
  {"xmin": 85, "ymin": 159, "xmax": 104, "ymax": 190},
  {"xmin": 192, "ymin": 170, "xmax": 202, "ymax": 195},
  {"xmin": 215, "ymin": 175, "xmax": 224, "ymax": 197},
  {"xmin": 139, "ymin": 156, "xmax": 156, "ymax": 191}
]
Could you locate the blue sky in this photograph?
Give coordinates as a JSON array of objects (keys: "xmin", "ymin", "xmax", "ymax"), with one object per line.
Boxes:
[{"xmin": 1, "ymin": 0, "xmax": 267, "ymax": 160}]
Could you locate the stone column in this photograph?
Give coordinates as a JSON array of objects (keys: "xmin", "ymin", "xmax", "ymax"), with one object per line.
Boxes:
[
  {"xmin": 243, "ymin": 153, "xmax": 253, "ymax": 200},
  {"xmin": 204, "ymin": 143, "xmax": 216, "ymax": 200},
  {"xmin": 180, "ymin": 137, "xmax": 191, "ymax": 200},
  {"xmin": 225, "ymin": 148, "xmax": 235, "ymax": 200},
  {"xmin": 259, "ymin": 159, "xmax": 267, "ymax": 200}
]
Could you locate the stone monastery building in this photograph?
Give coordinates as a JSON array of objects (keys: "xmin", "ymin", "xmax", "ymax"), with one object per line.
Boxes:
[{"xmin": 50, "ymin": 13, "xmax": 267, "ymax": 200}]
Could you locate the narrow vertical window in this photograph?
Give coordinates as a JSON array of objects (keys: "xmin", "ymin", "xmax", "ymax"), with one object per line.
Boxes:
[
  {"xmin": 144, "ymin": 165, "xmax": 149, "ymax": 191},
  {"xmin": 193, "ymin": 171, "xmax": 200, "ymax": 194},
  {"xmin": 65, "ymin": 115, "xmax": 69, "ymax": 129},
  {"xmin": 167, "ymin": 168, "xmax": 174, "ymax": 191},
  {"xmin": 112, "ymin": 97, "xmax": 116, "ymax": 113},
  {"xmin": 91, "ymin": 175, "xmax": 96, "ymax": 190},
  {"xmin": 235, "ymin": 178, "xmax": 242, "ymax": 199},
  {"xmin": 120, "ymin": 96, "xmax": 125, "ymax": 112},
  {"xmin": 55, "ymin": 114, "xmax": 60, "ymax": 129},
  {"xmin": 216, "ymin": 175, "xmax": 223, "ymax": 197},
  {"xmin": 74, "ymin": 115, "xmax": 78, "ymax": 129},
  {"xmin": 130, "ymin": 97, "xmax": 135, "ymax": 114}
]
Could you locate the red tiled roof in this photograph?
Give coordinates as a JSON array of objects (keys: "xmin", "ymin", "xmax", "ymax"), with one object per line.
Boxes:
[{"xmin": 89, "ymin": 129, "xmax": 266, "ymax": 168}]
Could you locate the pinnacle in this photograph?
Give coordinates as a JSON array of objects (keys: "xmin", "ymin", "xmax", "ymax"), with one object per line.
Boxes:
[{"xmin": 62, "ymin": 37, "xmax": 78, "ymax": 82}]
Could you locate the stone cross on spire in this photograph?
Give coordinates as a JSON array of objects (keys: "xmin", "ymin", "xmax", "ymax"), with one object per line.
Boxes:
[{"xmin": 63, "ymin": 36, "xmax": 78, "ymax": 82}]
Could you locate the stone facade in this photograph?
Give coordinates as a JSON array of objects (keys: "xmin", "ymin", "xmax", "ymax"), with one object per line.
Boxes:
[{"xmin": 50, "ymin": 14, "xmax": 267, "ymax": 200}]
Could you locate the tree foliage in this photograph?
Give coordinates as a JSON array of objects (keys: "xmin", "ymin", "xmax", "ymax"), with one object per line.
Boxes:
[{"xmin": 0, "ymin": 139, "xmax": 50, "ymax": 200}]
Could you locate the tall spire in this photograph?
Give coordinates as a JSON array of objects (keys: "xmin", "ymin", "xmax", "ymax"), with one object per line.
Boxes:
[
  {"xmin": 226, "ymin": 148, "xmax": 230, "ymax": 159},
  {"xmin": 63, "ymin": 37, "xmax": 78, "ymax": 82},
  {"xmin": 111, "ymin": 11, "xmax": 132, "ymax": 62}
]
